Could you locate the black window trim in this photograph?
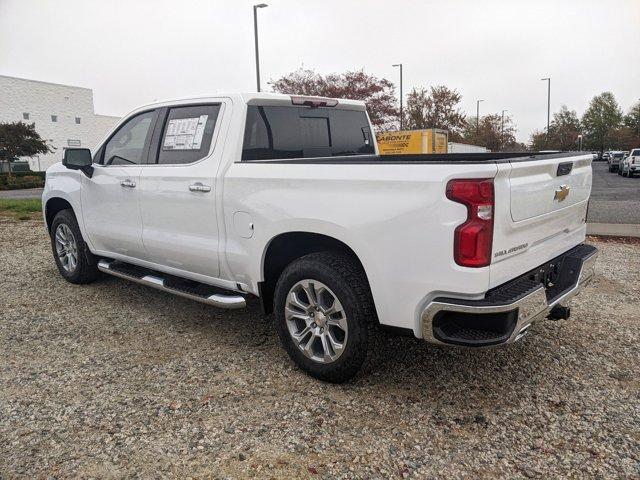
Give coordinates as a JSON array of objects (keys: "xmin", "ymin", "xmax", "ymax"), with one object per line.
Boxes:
[
  {"xmin": 95, "ymin": 108, "xmax": 160, "ymax": 166},
  {"xmin": 147, "ymin": 102, "xmax": 224, "ymax": 166}
]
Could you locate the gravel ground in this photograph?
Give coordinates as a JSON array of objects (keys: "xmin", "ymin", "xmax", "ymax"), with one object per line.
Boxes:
[{"xmin": 1, "ymin": 219, "xmax": 639, "ymax": 479}]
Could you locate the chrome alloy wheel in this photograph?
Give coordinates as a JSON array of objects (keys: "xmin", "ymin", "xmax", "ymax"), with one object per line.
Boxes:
[
  {"xmin": 285, "ymin": 279, "xmax": 348, "ymax": 364},
  {"xmin": 54, "ymin": 223, "xmax": 78, "ymax": 272}
]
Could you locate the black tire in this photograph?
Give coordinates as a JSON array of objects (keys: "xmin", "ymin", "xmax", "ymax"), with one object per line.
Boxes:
[
  {"xmin": 50, "ymin": 209, "xmax": 100, "ymax": 284},
  {"xmin": 274, "ymin": 251, "xmax": 377, "ymax": 383}
]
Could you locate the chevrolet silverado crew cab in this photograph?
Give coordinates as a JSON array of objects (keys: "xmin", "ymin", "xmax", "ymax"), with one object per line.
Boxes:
[{"xmin": 43, "ymin": 93, "xmax": 597, "ymax": 382}]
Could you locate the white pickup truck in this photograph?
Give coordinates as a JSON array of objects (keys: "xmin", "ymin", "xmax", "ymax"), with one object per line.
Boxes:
[{"xmin": 43, "ymin": 93, "xmax": 597, "ymax": 382}]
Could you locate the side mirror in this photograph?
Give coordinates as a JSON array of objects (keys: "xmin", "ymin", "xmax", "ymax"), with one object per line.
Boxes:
[{"xmin": 62, "ymin": 148, "xmax": 93, "ymax": 177}]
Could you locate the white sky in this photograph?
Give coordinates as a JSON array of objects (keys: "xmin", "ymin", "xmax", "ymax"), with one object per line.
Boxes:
[{"xmin": 1, "ymin": 0, "xmax": 638, "ymax": 142}]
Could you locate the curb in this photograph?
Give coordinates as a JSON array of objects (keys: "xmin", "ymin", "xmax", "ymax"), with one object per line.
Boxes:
[{"xmin": 587, "ymin": 223, "xmax": 640, "ymax": 238}]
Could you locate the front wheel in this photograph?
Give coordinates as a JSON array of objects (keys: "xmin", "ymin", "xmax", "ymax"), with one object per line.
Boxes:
[
  {"xmin": 274, "ymin": 252, "xmax": 377, "ymax": 383},
  {"xmin": 50, "ymin": 209, "xmax": 99, "ymax": 284}
]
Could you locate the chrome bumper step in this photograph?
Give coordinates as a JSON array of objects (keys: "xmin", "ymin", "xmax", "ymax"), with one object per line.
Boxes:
[
  {"xmin": 421, "ymin": 243, "xmax": 598, "ymax": 347},
  {"xmin": 97, "ymin": 259, "xmax": 246, "ymax": 309}
]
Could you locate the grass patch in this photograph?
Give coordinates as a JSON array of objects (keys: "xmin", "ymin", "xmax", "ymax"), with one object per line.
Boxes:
[{"xmin": 0, "ymin": 199, "xmax": 42, "ymax": 221}]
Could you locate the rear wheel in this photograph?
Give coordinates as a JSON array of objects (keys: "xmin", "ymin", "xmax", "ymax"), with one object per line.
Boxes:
[
  {"xmin": 50, "ymin": 209, "xmax": 99, "ymax": 284},
  {"xmin": 274, "ymin": 252, "xmax": 377, "ymax": 383}
]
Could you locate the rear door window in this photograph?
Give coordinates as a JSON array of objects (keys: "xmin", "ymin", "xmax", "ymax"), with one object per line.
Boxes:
[
  {"xmin": 156, "ymin": 104, "xmax": 221, "ymax": 165},
  {"xmin": 242, "ymin": 106, "xmax": 374, "ymax": 161}
]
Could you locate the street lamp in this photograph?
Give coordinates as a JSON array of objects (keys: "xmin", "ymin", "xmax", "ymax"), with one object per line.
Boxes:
[
  {"xmin": 501, "ymin": 109, "xmax": 508, "ymax": 151},
  {"xmin": 541, "ymin": 77, "xmax": 551, "ymax": 144},
  {"xmin": 253, "ymin": 3, "xmax": 268, "ymax": 92},
  {"xmin": 578, "ymin": 134, "xmax": 583, "ymax": 151},
  {"xmin": 392, "ymin": 64, "xmax": 403, "ymax": 130},
  {"xmin": 476, "ymin": 99, "xmax": 484, "ymax": 137}
]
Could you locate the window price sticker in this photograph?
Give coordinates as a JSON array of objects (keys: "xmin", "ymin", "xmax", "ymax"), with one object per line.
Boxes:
[{"xmin": 163, "ymin": 115, "xmax": 208, "ymax": 150}]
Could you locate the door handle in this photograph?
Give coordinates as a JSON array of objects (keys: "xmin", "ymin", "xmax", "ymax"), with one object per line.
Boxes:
[
  {"xmin": 189, "ymin": 183, "xmax": 211, "ymax": 192},
  {"xmin": 120, "ymin": 179, "xmax": 136, "ymax": 188}
]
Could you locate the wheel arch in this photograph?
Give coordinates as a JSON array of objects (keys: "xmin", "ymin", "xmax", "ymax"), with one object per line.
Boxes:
[
  {"xmin": 45, "ymin": 197, "xmax": 75, "ymax": 232},
  {"xmin": 259, "ymin": 231, "xmax": 372, "ymax": 316}
]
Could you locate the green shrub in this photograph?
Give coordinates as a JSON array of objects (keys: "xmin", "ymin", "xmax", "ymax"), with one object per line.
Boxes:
[{"xmin": 0, "ymin": 172, "xmax": 46, "ymax": 190}]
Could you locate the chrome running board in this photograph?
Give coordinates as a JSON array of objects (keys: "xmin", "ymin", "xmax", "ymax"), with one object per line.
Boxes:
[{"xmin": 97, "ymin": 259, "xmax": 246, "ymax": 309}]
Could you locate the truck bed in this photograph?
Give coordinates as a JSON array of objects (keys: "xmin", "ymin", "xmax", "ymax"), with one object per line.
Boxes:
[{"xmin": 240, "ymin": 151, "xmax": 583, "ymax": 164}]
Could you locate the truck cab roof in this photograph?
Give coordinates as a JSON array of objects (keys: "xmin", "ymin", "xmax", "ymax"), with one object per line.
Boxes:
[{"xmin": 132, "ymin": 93, "xmax": 367, "ymax": 113}]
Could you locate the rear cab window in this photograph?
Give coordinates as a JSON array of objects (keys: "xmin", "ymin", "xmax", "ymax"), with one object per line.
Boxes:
[{"xmin": 242, "ymin": 105, "xmax": 374, "ymax": 161}]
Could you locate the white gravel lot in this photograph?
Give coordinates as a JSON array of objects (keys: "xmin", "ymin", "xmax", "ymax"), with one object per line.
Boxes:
[{"xmin": 1, "ymin": 218, "xmax": 638, "ymax": 479}]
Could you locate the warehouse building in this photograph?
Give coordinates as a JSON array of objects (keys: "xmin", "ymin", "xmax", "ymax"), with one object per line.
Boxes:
[{"xmin": 0, "ymin": 75, "xmax": 120, "ymax": 171}]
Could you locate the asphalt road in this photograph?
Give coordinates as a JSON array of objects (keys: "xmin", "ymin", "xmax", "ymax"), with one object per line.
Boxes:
[
  {"xmin": 587, "ymin": 161, "xmax": 640, "ymax": 224},
  {"xmin": 0, "ymin": 188, "xmax": 43, "ymax": 200},
  {"xmin": 0, "ymin": 162, "xmax": 637, "ymax": 224}
]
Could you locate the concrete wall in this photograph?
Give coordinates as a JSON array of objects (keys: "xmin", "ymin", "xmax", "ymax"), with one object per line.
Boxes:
[{"xmin": 0, "ymin": 75, "xmax": 120, "ymax": 171}]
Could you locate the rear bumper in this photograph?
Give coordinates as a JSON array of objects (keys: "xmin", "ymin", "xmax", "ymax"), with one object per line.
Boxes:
[{"xmin": 421, "ymin": 244, "xmax": 597, "ymax": 347}]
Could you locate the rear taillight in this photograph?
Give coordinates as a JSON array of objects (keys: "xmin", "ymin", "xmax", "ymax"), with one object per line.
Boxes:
[{"xmin": 446, "ymin": 178, "xmax": 494, "ymax": 268}]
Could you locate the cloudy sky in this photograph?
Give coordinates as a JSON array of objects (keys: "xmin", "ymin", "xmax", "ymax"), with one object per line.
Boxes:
[{"xmin": 1, "ymin": 0, "xmax": 638, "ymax": 142}]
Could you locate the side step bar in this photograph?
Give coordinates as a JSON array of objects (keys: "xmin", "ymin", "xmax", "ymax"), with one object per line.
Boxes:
[{"xmin": 97, "ymin": 259, "xmax": 246, "ymax": 309}]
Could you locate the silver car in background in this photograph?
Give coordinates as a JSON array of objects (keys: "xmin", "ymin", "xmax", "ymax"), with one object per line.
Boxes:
[{"xmin": 608, "ymin": 151, "xmax": 626, "ymax": 172}]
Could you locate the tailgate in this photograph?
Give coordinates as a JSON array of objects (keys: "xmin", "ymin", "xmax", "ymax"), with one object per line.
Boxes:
[
  {"xmin": 490, "ymin": 154, "xmax": 593, "ymax": 289},
  {"xmin": 510, "ymin": 157, "xmax": 591, "ymax": 221}
]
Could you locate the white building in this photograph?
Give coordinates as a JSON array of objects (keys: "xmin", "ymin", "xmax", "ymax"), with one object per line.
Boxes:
[{"xmin": 0, "ymin": 75, "xmax": 120, "ymax": 171}]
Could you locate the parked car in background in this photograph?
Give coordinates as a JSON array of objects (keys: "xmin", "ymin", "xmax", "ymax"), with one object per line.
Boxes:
[
  {"xmin": 616, "ymin": 152, "xmax": 630, "ymax": 175},
  {"xmin": 42, "ymin": 93, "xmax": 597, "ymax": 382},
  {"xmin": 602, "ymin": 151, "xmax": 610, "ymax": 164},
  {"xmin": 620, "ymin": 148, "xmax": 640, "ymax": 177},
  {"xmin": 608, "ymin": 151, "xmax": 626, "ymax": 172}
]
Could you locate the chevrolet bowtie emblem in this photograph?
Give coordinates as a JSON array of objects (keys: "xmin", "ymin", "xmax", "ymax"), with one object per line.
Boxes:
[{"xmin": 554, "ymin": 184, "xmax": 570, "ymax": 202}]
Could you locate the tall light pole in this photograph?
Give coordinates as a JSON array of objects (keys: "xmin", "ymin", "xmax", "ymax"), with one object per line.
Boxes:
[
  {"xmin": 541, "ymin": 77, "xmax": 551, "ymax": 144},
  {"xmin": 476, "ymin": 99, "xmax": 484, "ymax": 138},
  {"xmin": 501, "ymin": 109, "xmax": 508, "ymax": 151},
  {"xmin": 392, "ymin": 64, "xmax": 403, "ymax": 130},
  {"xmin": 253, "ymin": 3, "xmax": 268, "ymax": 92}
]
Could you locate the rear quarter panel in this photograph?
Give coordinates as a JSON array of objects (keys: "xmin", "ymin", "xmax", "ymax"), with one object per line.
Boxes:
[{"xmin": 222, "ymin": 161, "xmax": 498, "ymax": 335}]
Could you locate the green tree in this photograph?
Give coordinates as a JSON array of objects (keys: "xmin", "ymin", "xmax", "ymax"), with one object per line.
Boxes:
[
  {"xmin": 580, "ymin": 92, "xmax": 623, "ymax": 152},
  {"xmin": 269, "ymin": 68, "xmax": 398, "ymax": 131},
  {"xmin": 403, "ymin": 86, "xmax": 467, "ymax": 139},
  {"xmin": 0, "ymin": 122, "xmax": 52, "ymax": 175},
  {"xmin": 529, "ymin": 105, "xmax": 581, "ymax": 151},
  {"xmin": 622, "ymin": 101, "xmax": 640, "ymax": 148},
  {"xmin": 462, "ymin": 113, "xmax": 517, "ymax": 151}
]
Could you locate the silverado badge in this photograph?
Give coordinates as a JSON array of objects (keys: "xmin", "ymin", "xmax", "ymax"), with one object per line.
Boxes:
[{"xmin": 554, "ymin": 184, "xmax": 570, "ymax": 202}]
